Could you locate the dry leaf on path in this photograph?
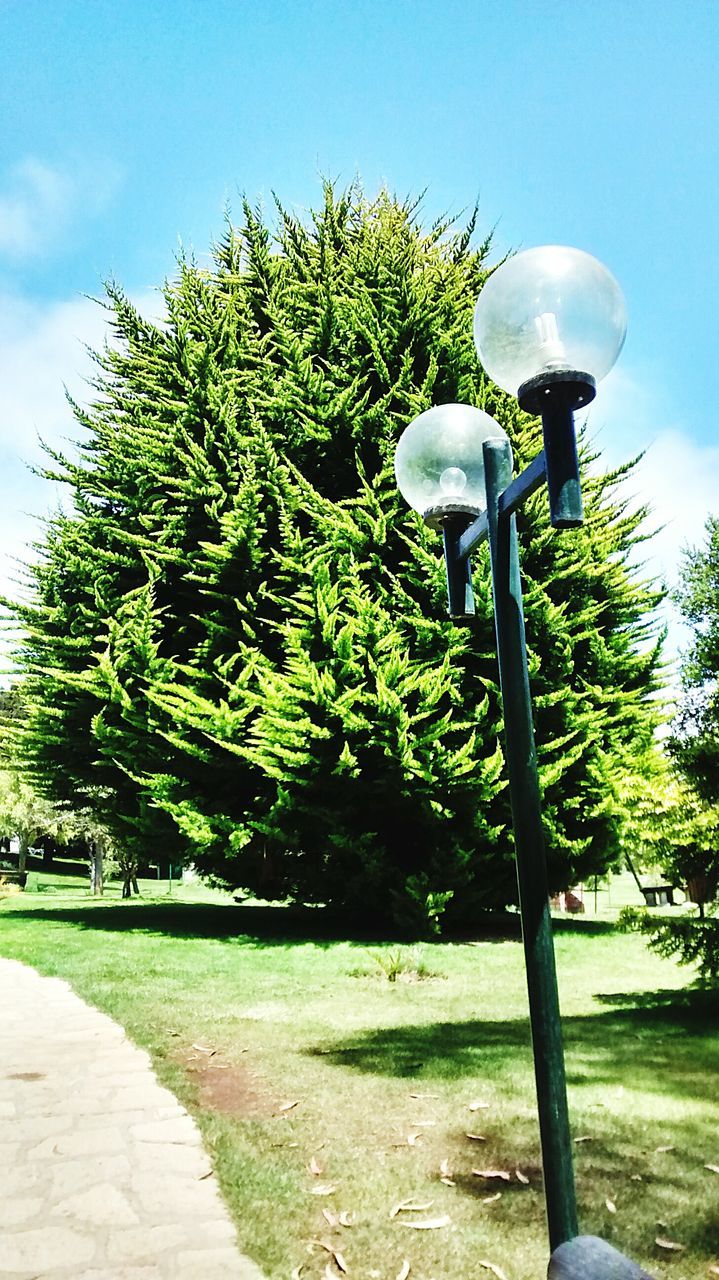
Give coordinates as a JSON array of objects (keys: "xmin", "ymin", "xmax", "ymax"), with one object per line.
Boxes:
[
  {"xmin": 191, "ymin": 1043, "xmax": 213, "ymax": 1053},
  {"xmin": 482, "ymin": 1193, "xmax": 502, "ymax": 1205},
  {"xmin": 605, "ymin": 1199, "xmax": 617, "ymax": 1214},
  {"xmin": 402, "ymin": 1215, "xmax": 451, "ymax": 1230},
  {"xmin": 278, "ymin": 1100, "xmax": 299, "ymax": 1112},
  {"xmin": 338, "ymin": 1211, "xmax": 353, "ymax": 1228},
  {"xmin": 396, "ymin": 1262, "xmax": 411, "ymax": 1280},
  {"xmin": 655, "ymin": 1237, "xmax": 685, "ymax": 1251},
  {"xmin": 478, "ymin": 1260, "xmax": 509, "ymax": 1280},
  {"xmin": 516, "ymin": 1170, "xmax": 529, "ymax": 1185},
  {"xmin": 410, "ymin": 1092, "xmax": 439, "ymax": 1100},
  {"xmin": 466, "ymin": 1133, "xmax": 486, "ymax": 1142},
  {"xmin": 311, "ymin": 1184, "xmax": 337, "ymax": 1196},
  {"xmin": 472, "ymin": 1169, "xmax": 511, "ymax": 1181},
  {"xmin": 468, "ymin": 1100, "xmax": 490, "ymax": 1111},
  {"xmin": 705, "ymin": 1163, "xmax": 719, "ymax": 1174},
  {"xmin": 390, "ymin": 1199, "xmax": 434, "ymax": 1220}
]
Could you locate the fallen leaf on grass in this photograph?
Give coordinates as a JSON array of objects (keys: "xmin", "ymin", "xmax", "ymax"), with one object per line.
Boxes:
[
  {"xmin": 466, "ymin": 1133, "xmax": 487, "ymax": 1142},
  {"xmin": 309, "ymin": 1156, "xmax": 323, "ymax": 1176},
  {"xmin": 574, "ymin": 1135, "xmax": 592, "ymax": 1144},
  {"xmin": 468, "ymin": 1100, "xmax": 490, "ymax": 1111},
  {"xmin": 409, "ymin": 1092, "xmax": 438, "ymax": 1100},
  {"xmin": 478, "ymin": 1260, "xmax": 509, "ymax": 1280},
  {"xmin": 316, "ymin": 1240, "xmax": 348, "ymax": 1273},
  {"xmin": 482, "ymin": 1193, "xmax": 502, "ymax": 1205},
  {"xmin": 708, "ymin": 1266, "xmax": 719, "ymax": 1276},
  {"xmin": 439, "ymin": 1159, "xmax": 451, "ymax": 1178},
  {"xmin": 605, "ymin": 1199, "xmax": 617, "ymax": 1214},
  {"xmin": 338, "ymin": 1211, "xmax": 353, "ymax": 1228},
  {"xmin": 656, "ymin": 1237, "xmax": 685, "ymax": 1251},
  {"xmin": 278, "ymin": 1100, "xmax": 300, "ymax": 1112},
  {"xmin": 516, "ymin": 1170, "xmax": 529, "ymax": 1185},
  {"xmin": 705, "ymin": 1164, "xmax": 719, "ymax": 1174},
  {"xmin": 472, "ymin": 1169, "xmax": 511, "ymax": 1181},
  {"xmin": 191, "ymin": 1043, "xmax": 213, "ymax": 1053},
  {"xmin": 291, "ymin": 1267, "xmax": 303, "ymax": 1280},
  {"xmin": 402, "ymin": 1215, "xmax": 451, "ymax": 1230},
  {"xmin": 324, "ymin": 1266, "xmax": 341, "ymax": 1280},
  {"xmin": 396, "ymin": 1261, "xmax": 411, "ymax": 1280},
  {"xmin": 311, "ymin": 1184, "xmax": 338, "ymax": 1196},
  {"xmin": 407, "ymin": 1131, "xmax": 423, "ymax": 1146},
  {"xmin": 440, "ymin": 1177, "xmax": 456, "ymax": 1187},
  {"xmin": 322, "ymin": 1209, "xmax": 338, "ymax": 1228},
  {"xmin": 654, "ymin": 1145, "xmax": 675, "ymax": 1154},
  {"xmin": 390, "ymin": 1199, "xmax": 434, "ymax": 1220},
  {"xmin": 631, "ymin": 1175, "xmax": 643, "ymax": 1182}
]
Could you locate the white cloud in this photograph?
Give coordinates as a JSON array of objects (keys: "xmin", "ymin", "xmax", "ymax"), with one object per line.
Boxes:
[
  {"xmin": 588, "ymin": 365, "xmax": 719, "ymax": 667},
  {"xmin": 0, "ymin": 156, "xmax": 122, "ymax": 259},
  {"xmin": 0, "ymin": 288, "xmax": 162, "ymax": 608}
]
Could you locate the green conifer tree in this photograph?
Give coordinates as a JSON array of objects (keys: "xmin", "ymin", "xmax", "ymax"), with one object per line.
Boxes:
[{"xmin": 8, "ymin": 184, "xmax": 664, "ymax": 926}]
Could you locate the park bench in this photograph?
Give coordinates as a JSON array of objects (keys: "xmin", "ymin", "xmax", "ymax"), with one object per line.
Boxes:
[
  {"xmin": 0, "ymin": 869, "xmax": 27, "ymax": 889},
  {"xmin": 639, "ymin": 884, "xmax": 675, "ymax": 907}
]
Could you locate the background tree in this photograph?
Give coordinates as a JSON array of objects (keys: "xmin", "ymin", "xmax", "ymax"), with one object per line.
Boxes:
[
  {"xmin": 670, "ymin": 514, "xmax": 719, "ymax": 798},
  {"xmin": 8, "ymin": 183, "xmax": 665, "ymax": 928}
]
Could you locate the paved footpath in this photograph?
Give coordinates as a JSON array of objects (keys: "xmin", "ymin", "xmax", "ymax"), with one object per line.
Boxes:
[{"xmin": 0, "ymin": 957, "xmax": 266, "ymax": 1280}]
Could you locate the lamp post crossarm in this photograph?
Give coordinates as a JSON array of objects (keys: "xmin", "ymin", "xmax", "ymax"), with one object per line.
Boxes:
[{"xmin": 456, "ymin": 449, "xmax": 547, "ymax": 562}]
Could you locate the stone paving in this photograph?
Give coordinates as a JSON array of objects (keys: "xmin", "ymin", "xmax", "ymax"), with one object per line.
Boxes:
[{"xmin": 0, "ymin": 957, "xmax": 266, "ymax": 1279}]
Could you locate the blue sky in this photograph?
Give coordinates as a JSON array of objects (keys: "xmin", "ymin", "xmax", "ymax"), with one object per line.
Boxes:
[{"xmin": 1, "ymin": 0, "xmax": 717, "ymax": 662}]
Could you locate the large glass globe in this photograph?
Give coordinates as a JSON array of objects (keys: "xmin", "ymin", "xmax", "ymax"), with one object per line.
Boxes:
[
  {"xmin": 394, "ymin": 404, "xmax": 507, "ymax": 519},
  {"xmin": 473, "ymin": 246, "xmax": 627, "ymax": 396}
]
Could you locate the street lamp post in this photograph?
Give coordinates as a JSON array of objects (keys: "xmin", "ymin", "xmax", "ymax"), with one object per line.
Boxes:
[{"xmin": 394, "ymin": 246, "xmax": 628, "ymax": 1256}]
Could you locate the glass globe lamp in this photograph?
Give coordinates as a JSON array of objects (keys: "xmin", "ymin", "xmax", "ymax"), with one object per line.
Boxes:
[
  {"xmin": 394, "ymin": 403, "xmax": 508, "ymax": 525},
  {"xmin": 473, "ymin": 246, "xmax": 627, "ymax": 406}
]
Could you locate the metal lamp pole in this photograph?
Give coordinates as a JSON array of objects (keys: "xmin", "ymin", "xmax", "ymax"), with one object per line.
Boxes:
[
  {"xmin": 444, "ymin": 371, "xmax": 593, "ymax": 1250},
  {"xmin": 394, "ymin": 246, "xmax": 632, "ymax": 1263}
]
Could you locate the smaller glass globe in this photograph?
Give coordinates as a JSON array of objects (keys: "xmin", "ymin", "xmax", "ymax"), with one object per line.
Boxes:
[
  {"xmin": 394, "ymin": 403, "xmax": 507, "ymax": 519},
  {"xmin": 473, "ymin": 246, "xmax": 627, "ymax": 397}
]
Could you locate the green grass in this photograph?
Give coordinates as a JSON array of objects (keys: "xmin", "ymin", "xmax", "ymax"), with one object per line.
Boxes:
[{"xmin": 0, "ymin": 883, "xmax": 717, "ymax": 1280}]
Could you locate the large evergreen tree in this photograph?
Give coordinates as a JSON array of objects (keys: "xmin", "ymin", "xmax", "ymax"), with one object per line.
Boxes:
[{"xmin": 8, "ymin": 184, "xmax": 665, "ymax": 927}]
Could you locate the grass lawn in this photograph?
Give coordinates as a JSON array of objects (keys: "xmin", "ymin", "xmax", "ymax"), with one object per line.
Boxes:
[{"xmin": 0, "ymin": 879, "xmax": 717, "ymax": 1280}]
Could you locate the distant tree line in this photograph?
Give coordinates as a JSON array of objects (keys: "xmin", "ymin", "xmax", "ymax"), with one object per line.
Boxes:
[{"xmin": 3, "ymin": 183, "xmax": 667, "ymax": 930}]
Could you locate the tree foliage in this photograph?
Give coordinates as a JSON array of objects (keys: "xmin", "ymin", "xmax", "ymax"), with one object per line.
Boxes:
[
  {"xmin": 7, "ymin": 184, "xmax": 665, "ymax": 927},
  {"xmin": 670, "ymin": 514, "xmax": 719, "ymax": 798}
]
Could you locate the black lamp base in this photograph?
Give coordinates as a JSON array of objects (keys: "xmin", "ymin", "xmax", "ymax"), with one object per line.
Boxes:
[
  {"xmin": 518, "ymin": 370, "xmax": 596, "ymax": 415},
  {"xmin": 517, "ymin": 371, "xmax": 596, "ymax": 529}
]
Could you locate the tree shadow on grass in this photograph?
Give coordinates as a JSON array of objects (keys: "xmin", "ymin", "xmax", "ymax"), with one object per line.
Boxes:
[
  {"xmin": 306, "ymin": 988, "xmax": 719, "ymax": 1107},
  {"xmin": 3, "ymin": 898, "xmax": 619, "ymax": 945}
]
